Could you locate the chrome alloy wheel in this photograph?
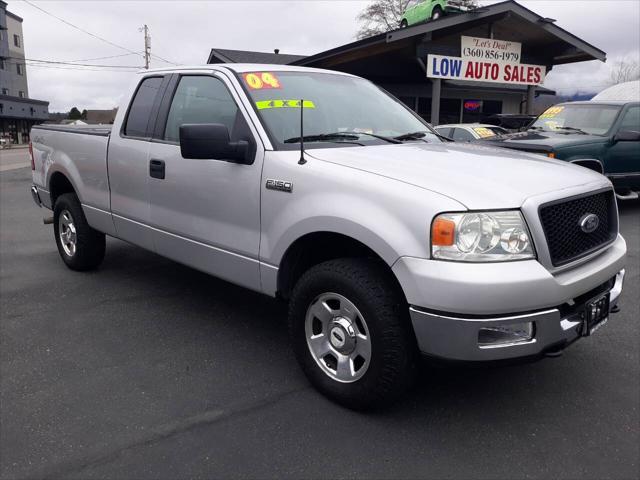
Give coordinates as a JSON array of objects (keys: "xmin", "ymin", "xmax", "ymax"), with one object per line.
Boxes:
[
  {"xmin": 58, "ymin": 210, "xmax": 77, "ymax": 257},
  {"xmin": 305, "ymin": 292, "xmax": 372, "ymax": 383}
]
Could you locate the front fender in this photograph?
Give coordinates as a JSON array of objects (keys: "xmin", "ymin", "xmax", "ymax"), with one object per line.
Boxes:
[{"xmin": 259, "ymin": 151, "xmax": 466, "ymax": 294}]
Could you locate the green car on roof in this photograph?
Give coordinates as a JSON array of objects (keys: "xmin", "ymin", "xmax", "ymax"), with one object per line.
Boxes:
[{"xmin": 400, "ymin": 0, "xmax": 468, "ymax": 28}]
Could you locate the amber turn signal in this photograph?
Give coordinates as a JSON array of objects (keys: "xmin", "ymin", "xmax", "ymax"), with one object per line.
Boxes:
[
  {"xmin": 547, "ymin": 152, "xmax": 555, "ymax": 158},
  {"xmin": 432, "ymin": 217, "xmax": 456, "ymax": 246}
]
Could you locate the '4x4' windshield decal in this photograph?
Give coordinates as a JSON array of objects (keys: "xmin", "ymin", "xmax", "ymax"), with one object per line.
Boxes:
[{"xmin": 255, "ymin": 100, "xmax": 316, "ymax": 110}]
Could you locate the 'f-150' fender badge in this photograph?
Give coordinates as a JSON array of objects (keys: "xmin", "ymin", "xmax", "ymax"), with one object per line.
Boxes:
[{"xmin": 266, "ymin": 179, "xmax": 293, "ymax": 193}]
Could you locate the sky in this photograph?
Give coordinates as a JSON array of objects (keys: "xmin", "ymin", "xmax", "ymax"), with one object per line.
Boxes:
[{"xmin": 5, "ymin": 0, "xmax": 640, "ymax": 112}]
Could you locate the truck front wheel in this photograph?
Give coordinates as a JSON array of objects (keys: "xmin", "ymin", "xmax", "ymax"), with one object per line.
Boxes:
[
  {"xmin": 289, "ymin": 258, "xmax": 416, "ymax": 410},
  {"xmin": 53, "ymin": 193, "xmax": 105, "ymax": 271}
]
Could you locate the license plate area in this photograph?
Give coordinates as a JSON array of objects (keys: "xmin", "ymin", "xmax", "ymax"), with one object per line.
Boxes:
[{"xmin": 583, "ymin": 292, "xmax": 610, "ymax": 336}]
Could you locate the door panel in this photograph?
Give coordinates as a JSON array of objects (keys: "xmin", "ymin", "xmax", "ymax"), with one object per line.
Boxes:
[
  {"xmin": 604, "ymin": 106, "xmax": 640, "ymax": 190},
  {"xmin": 108, "ymin": 75, "xmax": 167, "ymax": 250},
  {"xmin": 147, "ymin": 74, "xmax": 263, "ymax": 291}
]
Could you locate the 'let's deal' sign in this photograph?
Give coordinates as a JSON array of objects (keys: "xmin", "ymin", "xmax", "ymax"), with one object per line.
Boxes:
[{"xmin": 427, "ymin": 36, "xmax": 546, "ymax": 86}]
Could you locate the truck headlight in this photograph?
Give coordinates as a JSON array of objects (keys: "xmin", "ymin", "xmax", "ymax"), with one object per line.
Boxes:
[{"xmin": 431, "ymin": 211, "xmax": 535, "ymax": 262}]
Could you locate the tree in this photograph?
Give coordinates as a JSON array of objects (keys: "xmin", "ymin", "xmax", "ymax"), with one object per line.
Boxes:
[
  {"xmin": 81, "ymin": 109, "xmax": 88, "ymax": 120},
  {"xmin": 609, "ymin": 59, "xmax": 640, "ymax": 85},
  {"xmin": 356, "ymin": 0, "xmax": 479, "ymax": 39},
  {"xmin": 68, "ymin": 107, "xmax": 82, "ymax": 120}
]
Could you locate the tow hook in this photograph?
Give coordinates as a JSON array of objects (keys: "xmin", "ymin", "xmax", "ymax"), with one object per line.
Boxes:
[
  {"xmin": 610, "ymin": 304, "xmax": 621, "ymax": 313},
  {"xmin": 43, "ymin": 216, "xmax": 54, "ymax": 225}
]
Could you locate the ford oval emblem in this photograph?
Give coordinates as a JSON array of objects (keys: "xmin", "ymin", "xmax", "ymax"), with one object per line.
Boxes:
[{"xmin": 580, "ymin": 213, "xmax": 600, "ymax": 233}]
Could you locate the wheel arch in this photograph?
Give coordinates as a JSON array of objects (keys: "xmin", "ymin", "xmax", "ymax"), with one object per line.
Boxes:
[
  {"xmin": 276, "ymin": 231, "xmax": 406, "ymax": 303},
  {"xmin": 48, "ymin": 170, "xmax": 78, "ymax": 207},
  {"xmin": 569, "ymin": 158, "xmax": 605, "ymax": 174}
]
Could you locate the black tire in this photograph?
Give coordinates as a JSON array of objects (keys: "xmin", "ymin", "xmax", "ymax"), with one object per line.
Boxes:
[
  {"xmin": 432, "ymin": 6, "xmax": 443, "ymax": 20},
  {"xmin": 289, "ymin": 258, "xmax": 416, "ymax": 410},
  {"xmin": 400, "ymin": 19, "xmax": 408, "ymax": 28},
  {"xmin": 53, "ymin": 193, "xmax": 106, "ymax": 271}
]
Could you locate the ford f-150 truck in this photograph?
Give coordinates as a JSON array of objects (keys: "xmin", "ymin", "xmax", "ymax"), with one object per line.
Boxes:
[{"xmin": 30, "ymin": 65, "xmax": 626, "ymax": 409}]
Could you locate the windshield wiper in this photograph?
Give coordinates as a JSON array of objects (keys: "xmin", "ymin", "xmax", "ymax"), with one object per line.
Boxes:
[
  {"xmin": 284, "ymin": 133, "xmax": 364, "ymax": 145},
  {"xmin": 284, "ymin": 131, "xmax": 400, "ymax": 145},
  {"xmin": 555, "ymin": 126, "xmax": 588, "ymax": 135},
  {"xmin": 344, "ymin": 131, "xmax": 402, "ymax": 144},
  {"xmin": 395, "ymin": 130, "xmax": 446, "ymax": 142}
]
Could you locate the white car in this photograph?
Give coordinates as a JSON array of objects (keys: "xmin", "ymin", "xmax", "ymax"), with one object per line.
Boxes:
[{"xmin": 436, "ymin": 123, "xmax": 509, "ymax": 141}]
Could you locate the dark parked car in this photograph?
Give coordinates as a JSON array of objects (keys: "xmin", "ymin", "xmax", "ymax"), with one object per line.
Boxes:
[
  {"xmin": 482, "ymin": 114, "xmax": 536, "ymax": 132},
  {"xmin": 484, "ymin": 101, "xmax": 640, "ymax": 199}
]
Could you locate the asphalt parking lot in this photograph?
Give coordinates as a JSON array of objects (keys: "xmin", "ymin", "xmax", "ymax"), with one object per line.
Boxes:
[{"xmin": 1, "ymin": 164, "xmax": 638, "ymax": 480}]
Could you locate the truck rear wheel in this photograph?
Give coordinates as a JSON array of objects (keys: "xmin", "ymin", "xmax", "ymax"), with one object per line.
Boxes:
[
  {"xmin": 289, "ymin": 258, "xmax": 416, "ymax": 410},
  {"xmin": 53, "ymin": 193, "xmax": 105, "ymax": 271}
]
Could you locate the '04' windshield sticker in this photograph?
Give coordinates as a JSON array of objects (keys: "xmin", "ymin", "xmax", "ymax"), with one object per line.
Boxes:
[
  {"xmin": 255, "ymin": 99, "xmax": 316, "ymax": 110},
  {"xmin": 243, "ymin": 72, "xmax": 281, "ymax": 90}
]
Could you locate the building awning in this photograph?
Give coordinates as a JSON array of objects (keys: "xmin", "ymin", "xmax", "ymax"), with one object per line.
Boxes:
[
  {"xmin": 444, "ymin": 80, "xmax": 556, "ymax": 96},
  {"xmin": 293, "ymin": 0, "xmax": 606, "ymax": 77}
]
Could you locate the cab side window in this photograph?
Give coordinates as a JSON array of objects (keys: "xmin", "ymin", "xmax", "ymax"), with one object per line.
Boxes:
[
  {"xmin": 164, "ymin": 76, "xmax": 239, "ymax": 143},
  {"xmin": 618, "ymin": 106, "xmax": 640, "ymax": 132},
  {"xmin": 123, "ymin": 76, "xmax": 164, "ymax": 138}
]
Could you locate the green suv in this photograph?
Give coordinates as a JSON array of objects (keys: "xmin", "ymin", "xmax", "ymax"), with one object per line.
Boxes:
[{"xmin": 485, "ymin": 101, "xmax": 640, "ymax": 199}]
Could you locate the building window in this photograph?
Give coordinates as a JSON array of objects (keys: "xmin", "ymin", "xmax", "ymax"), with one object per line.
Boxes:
[
  {"xmin": 0, "ymin": 30, "xmax": 4, "ymax": 41},
  {"xmin": 0, "ymin": 58, "xmax": 5, "ymax": 70},
  {"xmin": 19, "ymin": 91, "xmax": 26, "ymax": 98},
  {"xmin": 1, "ymin": 88, "xmax": 9, "ymax": 95},
  {"xmin": 14, "ymin": 34, "xmax": 21, "ymax": 48},
  {"xmin": 17, "ymin": 63, "xmax": 24, "ymax": 75}
]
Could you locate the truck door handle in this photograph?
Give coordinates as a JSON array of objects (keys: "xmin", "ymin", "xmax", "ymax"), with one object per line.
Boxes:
[{"xmin": 149, "ymin": 159, "xmax": 165, "ymax": 179}]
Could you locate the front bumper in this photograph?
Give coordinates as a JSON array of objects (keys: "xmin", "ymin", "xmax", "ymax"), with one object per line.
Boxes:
[{"xmin": 408, "ymin": 269, "xmax": 624, "ymax": 361}]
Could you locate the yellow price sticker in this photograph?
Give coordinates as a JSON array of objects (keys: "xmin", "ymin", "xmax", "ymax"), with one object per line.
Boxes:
[
  {"xmin": 473, "ymin": 127, "xmax": 496, "ymax": 138},
  {"xmin": 540, "ymin": 106, "xmax": 564, "ymax": 119}
]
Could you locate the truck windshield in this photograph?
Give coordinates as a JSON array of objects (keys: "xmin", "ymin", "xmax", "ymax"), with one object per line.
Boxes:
[
  {"xmin": 531, "ymin": 104, "xmax": 622, "ymax": 135},
  {"xmin": 238, "ymin": 71, "xmax": 441, "ymax": 150}
]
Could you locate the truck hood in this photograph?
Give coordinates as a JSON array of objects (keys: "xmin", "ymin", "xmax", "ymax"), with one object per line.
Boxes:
[
  {"xmin": 483, "ymin": 130, "xmax": 606, "ymax": 152},
  {"xmin": 307, "ymin": 142, "xmax": 606, "ymax": 209}
]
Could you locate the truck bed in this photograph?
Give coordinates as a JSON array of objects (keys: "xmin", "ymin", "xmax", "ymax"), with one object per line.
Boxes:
[{"xmin": 32, "ymin": 124, "xmax": 111, "ymax": 137}]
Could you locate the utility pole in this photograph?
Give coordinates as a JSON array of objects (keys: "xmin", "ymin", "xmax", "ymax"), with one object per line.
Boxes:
[{"xmin": 142, "ymin": 24, "xmax": 151, "ymax": 69}]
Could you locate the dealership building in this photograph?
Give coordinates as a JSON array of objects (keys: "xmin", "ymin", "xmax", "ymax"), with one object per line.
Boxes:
[
  {"xmin": 0, "ymin": 1, "xmax": 49, "ymax": 145},
  {"xmin": 207, "ymin": 0, "xmax": 605, "ymax": 125}
]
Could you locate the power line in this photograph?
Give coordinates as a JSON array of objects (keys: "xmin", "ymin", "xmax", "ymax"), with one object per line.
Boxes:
[
  {"xmin": 24, "ymin": 58, "xmax": 142, "ymax": 68},
  {"xmin": 150, "ymin": 52, "xmax": 180, "ymax": 66},
  {"xmin": 69, "ymin": 52, "xmax": 143, "ymax": 63},
  {"xmin": 20, "ymin": 0, "xmax": 144, "ymax": 58},
  {"xmin": 6, "ymin": 56, "xmax": 142, "ymax": 68},
  {"xmin": 24, "ymin": 63, "xmax": 139, "ymax": 73}
]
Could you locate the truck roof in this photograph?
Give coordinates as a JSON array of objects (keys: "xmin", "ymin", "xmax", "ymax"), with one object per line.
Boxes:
[{"xmin": 143, "ymin": 63, "xmax": 355, "ymax": 77}]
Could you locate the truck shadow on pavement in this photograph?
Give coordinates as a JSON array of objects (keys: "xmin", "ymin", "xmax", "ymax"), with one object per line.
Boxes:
[{"xmin": 97, "ymin": 237, "xmax": 597, "ymax": 418}]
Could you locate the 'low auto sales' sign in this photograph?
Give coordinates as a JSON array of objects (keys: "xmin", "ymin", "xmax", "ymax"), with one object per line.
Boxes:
[{"xmin": 427, "ymin": 36, "xmax": 546, "ymax": 86}]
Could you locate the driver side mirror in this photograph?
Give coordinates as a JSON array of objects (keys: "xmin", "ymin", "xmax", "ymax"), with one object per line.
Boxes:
[
  {"xmin": 179, "ymin": 124, "xmax": 251, "ymax": 164},
  {"xmin": 613, "ymin": 130, "xmax": 640, "ymax": 142}
]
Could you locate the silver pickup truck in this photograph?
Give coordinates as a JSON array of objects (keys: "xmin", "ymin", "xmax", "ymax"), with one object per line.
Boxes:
[{"xmin": 30, "ymin": 65, "xmax": 626, "ymax": 409}]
